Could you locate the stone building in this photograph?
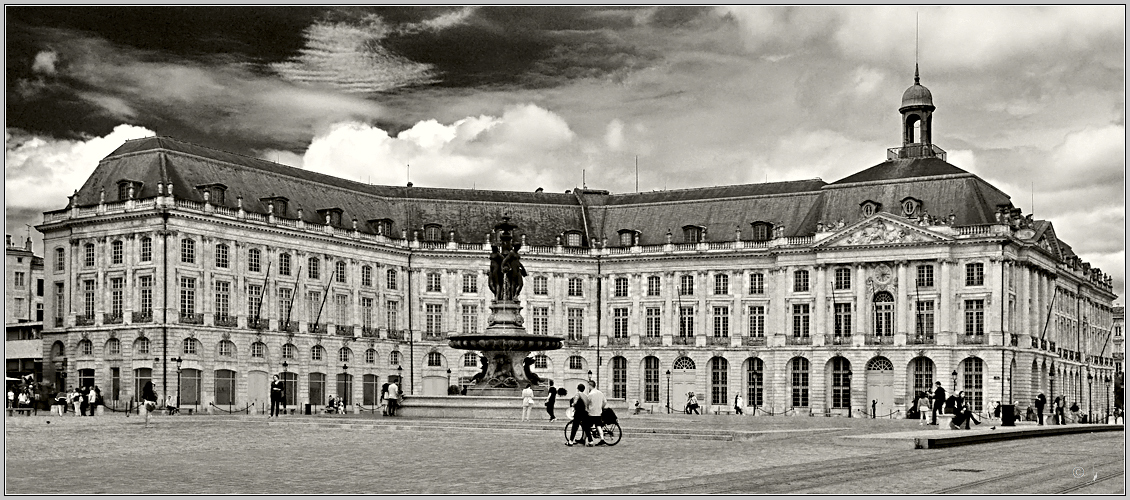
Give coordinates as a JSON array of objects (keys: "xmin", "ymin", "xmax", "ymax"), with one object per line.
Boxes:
[
  {"xmin": 6, "ymin": 235, "xmax": 44, "ymax": 383},
  {"xmin": 36, "ymin": 73, "xmax": 1119, "ymax": 416}
]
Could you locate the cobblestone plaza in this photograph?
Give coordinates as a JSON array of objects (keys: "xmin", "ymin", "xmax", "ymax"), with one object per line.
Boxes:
[{"xmin": 5, "ymin": 413, "xmax": 1124, "ymax": 494}]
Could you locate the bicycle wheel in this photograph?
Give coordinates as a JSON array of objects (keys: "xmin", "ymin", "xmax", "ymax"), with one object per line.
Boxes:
[
  {"xmin": 563, "ymin": 420, "xmax": 573, "ymax": 442},
  {"xmin": 602, "ymin": 422, "xmax": 622, "ymax": 446}
]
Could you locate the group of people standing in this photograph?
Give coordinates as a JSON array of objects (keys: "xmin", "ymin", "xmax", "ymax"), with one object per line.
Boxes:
[
  {"xmin": 42, "ymin": 386, "xmax": 103, "ymax": 416},
  {"xmin": 565, "ymin": 380, "xmax": 614, "ymax": 447}
]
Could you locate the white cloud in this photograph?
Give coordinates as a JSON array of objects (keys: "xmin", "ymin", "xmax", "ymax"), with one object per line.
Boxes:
[
  {"xmin": 604, "ymin": 119, "xmax": 625, "ymax": 151},
  {"xmin": 5, "ymin": 125, "xmax": 156, "ymax": 213},
  {"xmin": 32, "ymin": 50, "xmax": 58, "ymax": 75}
]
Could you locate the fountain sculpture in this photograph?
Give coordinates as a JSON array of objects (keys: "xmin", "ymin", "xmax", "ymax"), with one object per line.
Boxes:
[{"xmin": 447, "ymin": 217, "xmax": 562, "ymax": 395}]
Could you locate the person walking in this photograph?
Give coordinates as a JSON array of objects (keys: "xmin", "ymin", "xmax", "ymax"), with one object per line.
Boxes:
[
  {"xmin": 734, "ymin": 394, "xmax": 744, "ymax": 415},
  {"xmin": 565, "ymin": 383, "xmax": 592, "ymax": 447},
  {"xmin": 521, "ymin": 384, "xmax": 534, "ymax": 421},
  {"xmin": 544, "ymin": 380, "xmax": 558, "ymax": 421},
  {"xmin": 380, "ymin": 382, "xmax": 390, "ymax": 416},
  {"xmin": 931, "ymin": 381, "xmax": 946, "ymax": 425},
  {"xmin": 269, "ymin": 375, "xmax": 284, "ymax": 418},
  {"xmin": 686, "ymin": 392, "xmax": 700, "ymax": 415},
  {"xmin": 141, "ymin": 381, "xmax": 158, "ymax": 428},
  {"xmin": 386, "ymin": 381, "xmax": 399, "ymax": 417}
]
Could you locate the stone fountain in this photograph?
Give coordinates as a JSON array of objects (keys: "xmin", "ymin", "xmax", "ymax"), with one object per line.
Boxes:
[{"xmin": 447, "ymin": 217, "xmax": 562, "ymax": 396}]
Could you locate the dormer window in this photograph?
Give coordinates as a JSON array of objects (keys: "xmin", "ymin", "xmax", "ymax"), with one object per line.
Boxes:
[
  {"xmin": 750, "ymin": 221, "xmax": 774, "ymax": 242},
  {"xmin": 423, "ymin": 224, "xmax": 443, "ymax": 242},
  {"xmin": 617, "ymin": 229, "xmax": 637, "ymax": 247},
  {"xmin": 370, "ymin": 219, "xmax": 393, "ymax": 236},
  {"xmin": 317, "ymin": 208, "xmax": 344, "ymax": 227},
  {"xmin": 682, "ymin": 225, "xmax": 704, "ymax": 243},
  {"xmin": 901, "ymin": 197, "xmax": 921, "ymax": 217},
  {"xmin": 117, "ymin": 180, "xmax": 142, "ymax": 201},
  {"xmin": 564, "ymin": 231, "xmax": 583, "ymax": 247},
  {"xmin": 261, "ymin": 197, "xmax": 288, "ymax": 217},
  {"xmin": 860, "ymin": 200, "xmax": 881, "ymax": 218},
  {"xmin": 197, "ymin": 183, "xmax": 227, "ymax": 205}
]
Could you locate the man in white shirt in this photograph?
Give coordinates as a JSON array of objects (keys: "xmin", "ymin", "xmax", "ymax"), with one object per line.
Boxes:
[
  {"xmin": 586, "ymin": 380, "xmax": 606, "ymax": 442},
  {"xmin": 386, "ymin": 381, "xmax": 399, "ymax": 416}
]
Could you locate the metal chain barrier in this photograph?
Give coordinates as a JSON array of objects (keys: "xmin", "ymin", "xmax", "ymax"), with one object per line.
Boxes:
[{"xmin": 208, "ymin": 402, "xmax": 254, "ymax": 414}]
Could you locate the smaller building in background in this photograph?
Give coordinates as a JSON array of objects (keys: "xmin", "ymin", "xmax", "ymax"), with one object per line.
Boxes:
[
  {"xmin": 1114, "ymin": 306, "xmax": 1123, "ymax": 411},
  {"xmin": 6, "ymin": 235, "xmax": 45, "ymax": 385}
]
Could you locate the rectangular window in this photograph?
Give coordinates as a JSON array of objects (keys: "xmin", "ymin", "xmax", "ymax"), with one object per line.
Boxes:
[
  {"xmin": 645, "ymin": 307, "xmax": 661, "ymax": 337},
  {"xmin": 215, "ymin": 244, "xmax": 229, "ymax": 268},
  {"xmin": 644, "ymin": 358, "xmax": 660, "ymax": 403},
  {"xmin": 714, "ymin": 274, "xmax": 729, "ymax": 295},
  {"xmin": 425, "ymin": 303, "xmax": 442, "ymax": 334},
  {"xmin": 568, "ymin": 277, "xmax": 583, "ymax": 297},
  {"xmin": 461, "ymin": 304, "xmax": 478, "ymax": 334},
  {"xmin": 679, "ymin": 275, "xmax": 694, "ymax": 296},
  {"xmin": 55, "ymin": 247, "xmax": 66, "ymax": 272},
  {"xmin": 533, "ymin": 306, "xmax": 549, "ymax": 336},
  {"xmin": 247, "ymin": 284, "xmax": 263, "ymax": 319},
  {"xmin": 613, "ymin": 307, "xmax": 629, "ymax": 338},
  {"xmin": 792, "ymin": 303, "xmax": 810, "ymax": 337},
  {"xmin": 179, "ymin": 277, "xmax": 195, "ymax": 315},
  {"xmin": 679, "ymin": 306, "xmax": 695, "ymax": 337},
  {"xmin": 833, "ymin": 303, "xmax": 851, "ymax": 337},
  {"xmin": 334, "ymin": 262, "xmax": 346, "ymax": 283},
  {"xmin": 462, "ymin": 274, "xmax": 477, "ymax": 294},
  {"xmin": 215, "ymin": 280, "xmax": 230, "ymax": 319},
  {"xmin": 111, "ymin": 242, "xmax": 123, "ymax": 265},
  {"xmin": 794, "ymin": 270, "xmax": 809, "ymax": 292},
  {"xmin": 14, "ymin": 272, "xmax": 25, "ymax": 287},
  {"xmin": 278, "ymin": 288, "xmax": 293, "ymax": 325},
  {"xmin": 386, "ymin": 300, "xmax": 399, "ymax": 330},
  {"xmin": 647, "ymin": 276, "xmax": 661, "ymax": 296},
  {"xmin": 426, "ymin": 273, "xmax": 442, "ymax": 292},
  {"xmin": 567, "ymin": 308, "xmax": 584, "ymax": 340},
  {"xmin": 916, "ymin": 300, "xmax": 935, "ymax": 337},
  {"xmin": 916, "ymin": 265, "xmax": 934, "ymax": 287},
  {"xmin": 139, "ymin": 238, "xmax": 152, "ymax": 262},
  {"xmin": 614, "ymin": 277, "xmax": 628, "ymax": 297},
  {"xmin": 334, "ymin": 294, "xmax": 349, "ymax": 325},
  {"xmin": 83, "ymin": 280, "xmax": 96, "ymax": 318},
  {"xmin": 248, "ymin": 250, "xmax": 261, "ymax": 273},
  {"xmin": 54, "ymin": 282, "xmax": 65, "ymax": 325},
  {"xmin": 84, "ymin": 244, "xmax": 95, "ymax": 267},
  {"xmin": 965, "ymin": 263, "xmax": 984, "ymax": 286},
  {"xmin": 532, "ymin": 276, "xmax": 548, "ymax": 295},
  {"xmin": 834, "ymin": 268, "xmax": 851, "ymax": 290},
  {"xmin": 279, "ymin": 254, "xmax": 291, "ymax": 276},
  {"xmin": 361, "ymin": 297, "xmax": 374, "ymax": 330},
  {"xmin": 361, "ymin": 266, "xmax": 372, "ymax": 287},
  {"xmin": 110, "ymin": 277, "xmax": 124, "ymax": 317},
  {"xmin": 712, "ymin": 306, "xmax": 729, "ymax": 337},
  {"xmin": 307, "ymin": 291, "xmax": 322, "ymax": 323},
  {"xmin": 386, "ymin": 269, "xmax": 397, "ymax": 290},
  {"xmin": 964, "ymin": 299, "xmax": 985, "ymax": 335},
  {"xmin": 747, "ymin": 305, "xmax": 765, "ymax": 337},
  {"xmin": 181, "ymin": 239, "xmax": 195, "ymax": 264},
  {"xmin": 749, "ymin": 273, "xmax": 764, "ymax": 294}
]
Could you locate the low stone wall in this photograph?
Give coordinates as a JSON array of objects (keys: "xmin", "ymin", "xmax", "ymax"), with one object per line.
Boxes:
[{"xmin": 397, "ymin": 395, "xmax": 629, "ymax": 419}]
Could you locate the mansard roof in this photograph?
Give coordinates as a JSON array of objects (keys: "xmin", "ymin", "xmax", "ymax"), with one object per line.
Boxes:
[{"xmin": 831, "ymin": 157, "xmax": 968, "ymax": 185}]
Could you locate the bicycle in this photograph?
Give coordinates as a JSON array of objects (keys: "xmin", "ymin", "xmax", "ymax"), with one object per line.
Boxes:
[{"xmin": 563, "ymin": 412, "xmax": 622, "ymax": 446}]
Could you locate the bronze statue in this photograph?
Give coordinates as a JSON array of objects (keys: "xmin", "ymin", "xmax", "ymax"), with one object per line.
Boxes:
[
  {"xmin": 487, "ymin": 217, "xmax": 526, "ymax": 301},
  {"xmin": 522, "ymin": 357, "xmax": 542, "ymax": 386},
  {"xmin": 469, "ymin": 354, "xmax": 489, "ymax": 384}
]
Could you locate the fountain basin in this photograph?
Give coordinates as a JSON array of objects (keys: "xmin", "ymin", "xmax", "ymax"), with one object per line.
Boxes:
[{"xmin": 447, "ymin": 334, "xmax": 563, "ymax": 352}]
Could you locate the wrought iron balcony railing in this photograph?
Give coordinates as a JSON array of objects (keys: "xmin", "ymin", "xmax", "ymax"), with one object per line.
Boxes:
[
  {"xmin": 308, "ymin": 323, "xmax": 327, "ymax": 334},
  {"xmin": 957, "ymin": 334, "xmax": 985, "ymax": 345},
  {"xmin": 103, "ymin": 313, "xmax": 123, "ymax": 324},
  {"xmin": 132, "ymin": 311, "xmax": 153, "ymax": 323},
  {"xmin": 864, "ymin": 335, "xmax": 894, "ymax": 345},
  {"xmin": 825, "ymin": 335, "xmax": 851, "ymax": 346},
  {"xmin": 336, "ymin": 325, "xmax": 355, "ymax": 336},
  {"xmin": 909, "ymin": 334, "xmax": 935, "ymax": 345},
  {"xmin": 564, "ymin": 335, "xmax": 587, "ymax": 346},
  {"xmin": 743, "ymin": 336, "xmax": 767, "ymax": 346},
  {"xmin": 214, "ymin": 314, "xmax": 238, "ymax": 328},
  {"xmin": 640, "ymin": 336, "xmax": 662, "ymax": 346},
  {"xmin": 672, "ymin": 336, "xmax": 696, "ymax": 346},
  {"xmin": 249, "ymin": 318, "xmax": 270, "ymax": 330},
  {"xmin": 385, "ymin": 329, "xmax": 405, "ymax": 340},
  {"xmin": 75, "ymin": 315, "xmax": 95, "ymax": 326},
  {"xmin": 179, "ymin": 312, "xmax": 204, "ymax": 325},
  {"xmin": 707, "ymin": 336, "xmax": 730, "ymax": 346},
  {"xmin": 887, "ymin": 143, "xmax": 947, "ymax": 161},
  {"xmin": 278, "ymin": 321, "xmax": 299, "ymax": 333},
  {"xmin": 608, "ymin": 336, "xmax": 630, "ymax": 346},
  {"xmin": 361, "ymin": 326, "xmax": 377, "ymax": 338},
  {"xmin": 422, "ymin": 331, "xmax": 446, "ymax": 341},
  {"xmin": 786, "ymin": 335, "xmax": 811, "ymax": 345}
]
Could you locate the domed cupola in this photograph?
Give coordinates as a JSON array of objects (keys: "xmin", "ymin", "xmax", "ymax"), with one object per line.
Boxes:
[{"xmin": 899, "ymin": 64, "xmax": 935, "ymax": 147}]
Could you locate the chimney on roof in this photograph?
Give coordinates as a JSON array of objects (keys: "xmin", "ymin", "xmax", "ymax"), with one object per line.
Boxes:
[
  {"xmin": 407, "ymin": 182, "xmax": 413, "ymax": 187},
  {"xmin": 25, "ymin": 237, "xmax": 31, "ymax": 251}
]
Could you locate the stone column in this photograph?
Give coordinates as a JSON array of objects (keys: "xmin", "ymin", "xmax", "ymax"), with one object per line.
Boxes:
[
  {"xmin": 896, "ymin": 261, "xmax": 909, "ymax": 344},
  {"xmin": 814, "ymin": 265, "xmax": 827, "ymax": 338},
  {"xmin": 939, "ymin": 259, "xmax": 953, "ymax": 336}
]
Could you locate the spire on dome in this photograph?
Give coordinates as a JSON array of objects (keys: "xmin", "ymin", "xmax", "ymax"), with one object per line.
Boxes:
[{"xmin": 914, "ymin": 63, "xmax": 920, "ymax": 85}]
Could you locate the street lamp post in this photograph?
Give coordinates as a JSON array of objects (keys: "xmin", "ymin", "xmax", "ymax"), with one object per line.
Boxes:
[
  {"xmin": 951, "ymin": 369, "xmax": 958, "ymax": 397},
  {"xmin": 281, "ymin": 361, "xmax": 289, "ymax": 415},
  {"xmin": 666, "ymin": 370, "xmax": 671, "ymax": 414},
  {"xmin": 172, "ymin": 356, "xmax": 183, "ymax": 410},
  {"xmin": 846, "ymin": 369, "xmax": 852, "ymax": 418},
  {"xmin": 343, "ymin": 364, "xmax": 349, "ymax": 410},
  {"xmin": 1106, "ymin": 375, "xmax": 1111, "ymax": 423},
  {"xmin": 588, "ymin": 370, "xmax": 593, "ymax": 383},
  {"xmin": 1087, "ymin": 372, "xmax": 1093, "ymax": 424}
]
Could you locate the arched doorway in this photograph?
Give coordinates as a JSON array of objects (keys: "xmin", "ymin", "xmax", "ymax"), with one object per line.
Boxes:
[
  {"xmin": 826, "ymin": 356, "xmax": 851, "ymax": 414},
  {"xmin": 247, "ymin": 370, "xmax": 269, "ymax": 411},
  {"xmin": 866, "ymin": 357, "xmax": 894, "ymax": 417},
  {"xmin": 961, "ymin": 357, "xmax": 985, "ymax": 412},
  {"xmin": 709, "ymin": 357, "xmax": 728, "ymax": 406},
  {"xmin": 907, "ymin": 356, "xmax": 935, "ymax": 402},
  {"xmin": 671, "ymin": 356, "xmax": 697, "ymax": 410}
]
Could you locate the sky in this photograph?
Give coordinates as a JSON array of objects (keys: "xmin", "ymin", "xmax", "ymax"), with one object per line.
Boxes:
[{"xmin": 5, "ymin": 5, "xmax": 1125, "ymax": 301}]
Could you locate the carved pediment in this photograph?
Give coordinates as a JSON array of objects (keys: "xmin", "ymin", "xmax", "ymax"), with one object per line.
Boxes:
[{"xmin": 819, "ymin": 214, "xmax": 948, "ymax": 248}]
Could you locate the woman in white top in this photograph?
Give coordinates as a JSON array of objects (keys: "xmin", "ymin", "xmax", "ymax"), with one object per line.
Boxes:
[
  {"xmin": 918, "ymin": 392, "xmax": 930, "ymax": 425},
  {"xmin": 520, "ymin": 384, "xmax": 534, "ymax": 421}
]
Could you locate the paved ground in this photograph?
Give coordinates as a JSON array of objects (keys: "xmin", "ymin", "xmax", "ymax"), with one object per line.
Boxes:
[{"xmin": 5, "ymin": 412, "xmax": 1123, "ymax": 494}]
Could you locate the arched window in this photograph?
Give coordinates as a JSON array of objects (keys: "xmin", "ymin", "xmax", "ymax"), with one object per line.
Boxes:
[
  {"xmin": 643, "ymin": 356, "xmax": 660, "ymax": 403},
  {"xmin": 365, "ymin": 348, "xmax": 377, "ymax": 364},
  {"xmin": 830, "ymin": 357, "xmax": 851, "ymax": 409},
  {"xmin": 463, "ymin": 352, "xmax": 478, "ymax": 367},
  {"xmin": 55, "ymin": 247, "xmax": 66, "ymax": 271},
  {"xmin": 427, "ymin": 352, "xmax": 442, "ymax": 367},
  {"xmin": 134, "ymin": 337, "xmax": 150, "ymax": 355},
  {"xmin": 423, "ymin": 224, "xmax": 443, "ymax": 242},
  {"xmin": 564, "ymin": 231, "xmax": 582, "ymax": 247},
  {"xmin": 182, "ymin": 338, "xmax": 198, "ymax": 355},
  {"xmin": 218, "ymin": 340, "xmax": 235, "ymax": 357},
  {"xmin": 251, "ymin": 342, "xmax": 266, "ymax": 358},
  {"xmin": 568, "ymin": 355, "xmax": 584, "ymax": 370},
  {"xmin": 910, "ymin": 357, "xmax": 934, "ymax": 398},
  {"xmin": 105, "ymin": 338, "xmax": 121, "ymax": 356},
  {"xmin": 789, "ymin": 357, "xmax": 809, "ymax": 408},
  {"xmin": 281, "ymin": 343, "xmax": 296, "ymax": 359},
  {"xmin": 745, "ymin": 358, "xmax": 764, "ymax": 407},
  {"xmin": 750, "ymin": 222, "xmax": 773, "ymax": 242},
  {"xmin": 278, "ymin": 253, "xmax": 292, "ymax": 276},
  {"xmin": 682, "ymin": 225, "xmax": 703, "ymax": 243},
  {"xmin": 874, "ymin": 292, "xmax": 894, "ymax": 338},
  {"xmin": 618, "ymin": 230, "xmax": 635, "ymax": 247},
  {"xmin": 710, "ymin": 357, "xmax": 728, "ymax": 405},
  {"xmin": 673, "ymin": 357, "xmax": 696, "ymax": 370},
  {"xmin": 866, "ymin": 357, "xmax": 894, "ymax": 371},
  {"xmin": 389, "ymin": 351, "xmax": 401, "ymax": 366},
  {"xmin": 860, "ymin": 201, "xmax": 880, "ymax": 217},
  {"xmin": 611, "ymin": 356, "xmax": 627, "ymax": 399},
  {"xmin": 311, "ymin": 345, "xmax": 324, "ymax": 361},
  {"xmin": 962, "ymin": 357, "xmax": 984, "ymax": 413},
  {"xmin": 308, "ymin": 257, "xmax": 320, "ymax": 280}
]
